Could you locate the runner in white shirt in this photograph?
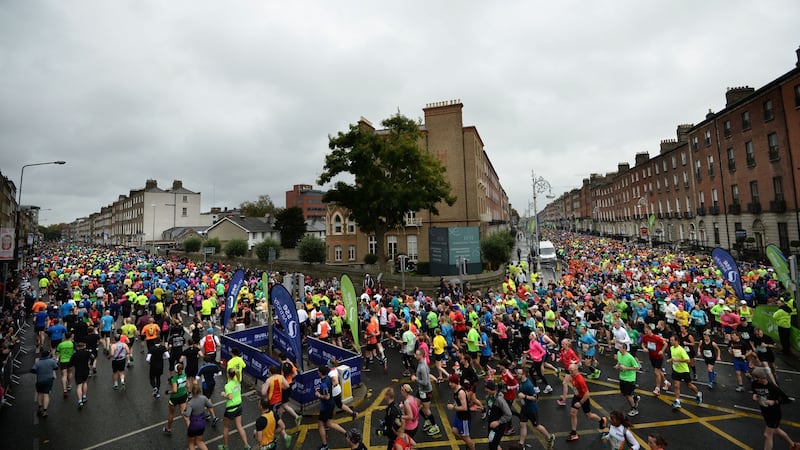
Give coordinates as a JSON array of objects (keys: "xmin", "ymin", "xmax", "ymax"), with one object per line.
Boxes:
[{"xmin": 612, "ymin": 321, "xmax": 632, "ymax": 351}]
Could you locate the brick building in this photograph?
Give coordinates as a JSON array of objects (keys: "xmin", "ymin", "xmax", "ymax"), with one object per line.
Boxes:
[{"xmin": 285, "ymin": 184, "xmax": 326, "ymax": 221}]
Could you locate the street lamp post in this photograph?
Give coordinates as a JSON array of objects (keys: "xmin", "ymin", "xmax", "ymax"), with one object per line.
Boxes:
[
  {"xmin": 531, "ymin": 170, "xmax": 554, "ymax": 273},
  {"xmin": 15, "ymin": 161, "xmax": 66, "ymax": 271}
]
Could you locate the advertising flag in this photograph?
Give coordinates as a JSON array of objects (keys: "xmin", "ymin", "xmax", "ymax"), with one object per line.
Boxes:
[
  {"xmin": 271, "ymin": 284, "xmax": 303, "ymax": 369},
  {"xmin": 0, "ymin": 227, "xmax": 14, "ymax": 261},
  {"xmin": 648, "ymin": 214, "xmax": 656, "ymax": 231},
  {"xmin": 765, "ymin": 244, "xmax": 795, "ymax": 299},
  {"xmin": 711, "ymin": 247, "xmax": 744, "ymax": 299},
  {"xmin": 222, "ymin": 269, "xmax": 245, "ymax": 331},
  {"xmin": 340, "ymin": 274, "xmax": 360, "ymax": 352}
]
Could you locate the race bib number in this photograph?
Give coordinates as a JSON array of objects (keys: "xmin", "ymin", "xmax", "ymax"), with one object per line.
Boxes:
[
  {"xmin": 733, "ymin": 349, "xmax": 743, "ymax": 358},
  {"xmin": 702, "ymin": 349, "xmax": 713, "ymax": 358},
  {"xmin": 757, "ymin": 345, "xmax": 767, "ymax": 353},
  {"xmin": 683, "ymin": 346, "xmax": 691, "ymax": 353},
  {"xmin": 741, "ymin": 332, "xmax": 750, "ymax": 340},
  {"xmin": 647, "ymin": 342, "xmax": 656, "ymax": 351}
]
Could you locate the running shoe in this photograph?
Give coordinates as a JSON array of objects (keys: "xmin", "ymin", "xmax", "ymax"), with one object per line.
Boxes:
[
  {"xmin": 522, "ymin": 443, "xmax": 533, "ymax": 449},
  {"xmin": 294, "ymin": 415, "xmax": 302, "ymax": 427},
  {"xmin": 566, "ymin": 432, "xmax": 579, "ymax": 442},
  {"xmin": 628, "ymin": 408, "xmax": 639, "ymax": 417},
  {"xmin": 708, "ymin": 381, "xmax": 714, "ymax": 390},
  {"xmin": 426, "ymin": 425, "xmax": 440, "ymax": 435},
  {"xmin": 113, "ymin": 383, "xmax": 119, "ymax": 390},
  {"xmin": 284, "ymin": 434, "xmax": 293, "ymax": 448},
  {"xmin": 543, "ymin": 385, "xmax": 553, "ymax": 394},
  {"xmin": 504, "ymin": 426, "xmax": 516, "ymax": 436},
  {"xmin": 217, "ymin": 445, "xmax": 227, "ymax": 450},
  {"xmin": 633, "ymin": 394, "xmax": 641, "ymax": 409},
  {"xmin": 557, "ymin": 398, "xmax": 567, "ymax": 406},
  {"xmin": 653, "ymin": 387, "xmax": 660, "ymax": 395},
  {"xmin": 162, "ymin": 426, "xmax": 171, "ymax": 434},
  {"xmin": 547, "ymin": 434, "xmax": 556, "ymax": 450},
  {"xmin": 82, "ymin": 395, "xmax": 87, "ymax": 404},
  {"xmin": 121, "ymin": 382, "xmax": 126, "ymax": 391},
  {"xmin": 212, "ymin": 417, "xmax": 221, "ymax": 427},
  {"xmin": 671, "ymin": 400, "xmax": 681, "ymax": 409},
  {"xmin": 422, "ymin": 420, "xmax": 432, "ymax": 430},
  {"xmin": 696, "ymin": 391, "xmax": 703, "ymax": 404},
  {"xmin": 481, "ymin": 408, "xmax": 488, "ymax": 420},
  {"xmin": 663, "ymin": 380, "xmax": 671, "ymax": 390},
  {"xmin": 735, "ymin": 386, "xmax": 745, "ymax": 392},
  {"xmin": 598, "ymin": 417, "xmax": 608, "ymax": 429},
  {"xmin": 78, "ymin": 401, "xmax": 84, "ymax": 409},
  {"xmin": 351, "ymin": 410, "xmax": 357, "ymax": 420},
  {"xmin": 67, "ymin": 385, "xmax": 72, "ymax": 391}
]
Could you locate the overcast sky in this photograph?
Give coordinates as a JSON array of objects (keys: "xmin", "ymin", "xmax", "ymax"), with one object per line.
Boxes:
[{"xmin": 2, "ymin": 1, "xmax": 799, "ymax": 226}]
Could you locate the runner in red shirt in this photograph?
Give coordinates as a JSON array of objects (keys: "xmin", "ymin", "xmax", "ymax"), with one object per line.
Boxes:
[
  {"xmin": 566, "ymin": 363, "xmax": 607, "ymax": 442},
  {"xmin": 641, "ymin": 325, "xmax": 669, "ymax": 395},
  {"xmin": 557, "ymin": 339, "xmax": 581, "ymax": 406}
]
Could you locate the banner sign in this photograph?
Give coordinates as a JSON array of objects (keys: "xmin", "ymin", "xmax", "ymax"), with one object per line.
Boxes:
[
  {"xmin": 0, "ymin": 227, "xmax": 14, "ymax": 261},
  {"xmin": 222, "ymin": 269, "xmax": 245, "ymax": 330},
  {"xmin": 765, "ymin": 244, "xmax": 795, "ymax": 300},
  {"xmin": 219, "ymin": 334, "xmax": 279, "ymax": 381},
  {"xmin": 306, "ymin": 336, "xmax": 361, "ymax": 385},
  {"xmin": 225, "ymin": 326, "xmax": 268, "ymax": 347},
  {"xmin": 271, "ymin": 284, "xmax": 303, "ymax": 370},
  {"xmin": 711, "ymin": 247, "xmax": 744, "ymax": 299},
  {"xmin": 340, "ymin": 275, "xmax": 360, "ymax": 351},
  {"xmin": 273, "ymin": 327, "xmax": 300, "ymax": 364},
  {"xmin": 750, "ymin": 305, "xmax": 800, "ymax": 352}
]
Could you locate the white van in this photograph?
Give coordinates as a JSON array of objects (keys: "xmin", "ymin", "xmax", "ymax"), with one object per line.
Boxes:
[{"xmin": 538, "ymin": 240, "xmax": 557, "ymax": 264}]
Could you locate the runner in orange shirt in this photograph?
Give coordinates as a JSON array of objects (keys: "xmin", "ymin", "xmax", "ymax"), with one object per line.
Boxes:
[{"xmin": 141, "ymin": 317, "xmax": 161, "ymax": 352}]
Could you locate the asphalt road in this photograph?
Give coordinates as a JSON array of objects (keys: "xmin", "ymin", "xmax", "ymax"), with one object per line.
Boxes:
[{"xmin": 1, "ymin": 250, "xmax": 799, "ymax": 450}]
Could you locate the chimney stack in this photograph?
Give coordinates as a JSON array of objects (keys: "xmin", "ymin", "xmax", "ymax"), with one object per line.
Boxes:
[
  {"xmin": 172, "ymin": 180, "xmax": 183, "ymax": 190},
  {"xmin": 145, "ymin": 179, "xmax": 158, "ymax": 189},
  {"xmin": 725, "ymin": 86, "xmax": 755, "ymax": 107}
]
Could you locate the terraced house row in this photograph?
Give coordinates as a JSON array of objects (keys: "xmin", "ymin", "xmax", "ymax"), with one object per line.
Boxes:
[{"xmin": 541, "ymin": 46, "xmax": 800, "ymax": 258}]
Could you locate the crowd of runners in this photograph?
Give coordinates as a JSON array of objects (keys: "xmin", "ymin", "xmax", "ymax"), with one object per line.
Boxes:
[{"xmin": 2, "ymin": 231, "xmax": 800, "ymax": 450}]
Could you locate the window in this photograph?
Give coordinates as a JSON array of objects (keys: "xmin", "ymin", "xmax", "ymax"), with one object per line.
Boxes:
[
  {"xmin": 711, "ymin": 189, "xmax": 719, "ymax": 208},
  {"xmin": 407, "ymin": 235, "xmax": 418, "ymax": 261},
  {"xmin": 727, "ymin": 148, "xmax": 735, "ymax": 171},
  {"xmin": 723, "ymin": 120, "xmax": 732, "ymax": 137},
  {"xmin": 714, "ymin": 223, "xmax": 720, "ymax": 245},
  {"xmin": 655, "ymin": 164, "xmax": 659, "ymax": 175},
  {"xmin": 695, "ymin": 160, "xmax": 702, "ymax": 180},
  {"xmin": 763, "ymin": 99, "xmax": 774, "ymax": 121},
  {"xmin": 664, "ymin": 177, "xmax": 669, "ymax": 191},
  {"xmin": 768, "ymin": 133, "xmax": 780, "ymax": 160},
  {"xmin": 795, "ymin": 84, "xmax": 800, "ymax": 107},
  {"xmin": 731, "ymin": 185, "xmax": 739, "ymax": 204},
  {"xmin": 387, "ymin": 236, "xmax": 398, "ymax": 260},
  {"xmin": 707, "ymin": 155, "xmax": 714, "ymax": 177},
  {"xmin": 334, "ymin": 245, "xmax": 342, "ymax": 262},
  {"xmin": 368, "ymin": 236, "xmax": 377, "ymax": 255},
  {"xmin": 704, "ymin": 130, "xmax": 712, "ymax": 146},
  {"xmin": 181, "ymin": 207, "xmax": 187, "ymax": 217},
  {"xmin": 692, "ymin": 136, "xmax": 699, "ymax": 151},
  {"xmin": 773, "ymin": 176, "xmax": 784, "ymax": 202},
  {"xmin": 347, "ymin": 218, "xmax": 355, "ymax": 234},
  {"xmin": 656, "ymin": 179, "xmax": 661, "ymax": 192},
  {"xmin": 672, "ymin": 156, "xmax": 677, "ymax": 169},
  {"xmin": 662, "ymin": 161, "xmax": 667, "ymax": 172},
  {"xmin": 182, "ymin": 195, "xmax": 188, "ymax": 203},
  {"xmin": 742, "ymin": 111, "xmax": 751, "ymax": 130},
  {"xmin": 699, "ymin": 191, "xmax": 705, "ymax": 208},
  {"xmin": 681, "ymin": 152, "xmax": 687, "ymax": 165},
  {"xmin": 333, "ymin": 215, "xmax": 343, "ymax": 234},
  {"xmin": 405, "ymin": 211, "xmax": 418, "ymax": 226},
  {"xmin": 686, "ymin": 196, "xmax": 691, "ymax": 212},
  {"xmin": 745, "ymin": 141, "xmax": 755, "ymax": 167},
  {"xmin": 673, "ymin": 174, "xmax": 679, "ymax": 190},
  {"xmin": 348, "ymin": 246, "xmax": 356, "ymax": 261},
  {"xmin": 750, "ymin": 181, "xmax": 760, "ymax": 204},
  {"xmin": 778, "ymin": 223, "xmax": 789, "ymax": 251},
  {"xmin": 683, "ymin": 171, "xmax": 689, "ymax": 188}
]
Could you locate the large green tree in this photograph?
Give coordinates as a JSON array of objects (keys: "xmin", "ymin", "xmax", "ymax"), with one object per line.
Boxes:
[
  {"xmin": 318, "ymin": 113, "xmax": 456, "ymax": 270},
  {"xmin": 239, "ymin": 195, "xmax": 279, "ymax": 218},
  {"xmin": 274, "ymin": 206, "xmax": 307, "ymax": 248}
]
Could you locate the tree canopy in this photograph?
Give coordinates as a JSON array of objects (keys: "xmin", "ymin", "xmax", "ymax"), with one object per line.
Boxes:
[
  {"xmin": 274, "ymin": 206, "xmax": 307, "ymax": 248},
  {"xmin": 317, "ymin": 113, "xmax": 455, "ymax": 269},
  {"xmin": 239, "ymin": 195, "xmax": 279, "ymax": 218}
]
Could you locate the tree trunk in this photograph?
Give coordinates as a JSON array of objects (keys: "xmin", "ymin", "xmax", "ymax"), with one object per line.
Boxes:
[{"xmin": 374, "ymin": 226, "xmax": 389, "ymax": 274}]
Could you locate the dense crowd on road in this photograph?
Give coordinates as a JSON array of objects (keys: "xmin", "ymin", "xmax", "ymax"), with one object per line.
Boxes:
[{"xmin": 1, "ymin": 232, "xmax": 799, "ymax": 450}]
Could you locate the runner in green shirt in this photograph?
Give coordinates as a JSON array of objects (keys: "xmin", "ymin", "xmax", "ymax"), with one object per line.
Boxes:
[
  {"xmin": 56, "ymin": 333, "xmax": 76, "ymax": 397},
  {"xmin": 221, "ymin": 368, "xmax": 249, "ymax": 449},
  {"xmin": 163, "ymin": 363, "xmax": 189, "ymax": 434},
  {"xmin": 615, "ymin": 344, "xmax": 640, "ymax": 417},
  {"xmin": 667, "ymin": 335, "xmax": 701, "ymax": 409}
]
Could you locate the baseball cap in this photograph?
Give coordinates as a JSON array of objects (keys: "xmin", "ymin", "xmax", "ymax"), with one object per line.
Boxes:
[
  {"xmin": 447, "ymin": 373, "xmax": 460, "ymax": 384},
  {"xmin": 485, "ymin": 380, "xmax": 497, "ymax": 391}
]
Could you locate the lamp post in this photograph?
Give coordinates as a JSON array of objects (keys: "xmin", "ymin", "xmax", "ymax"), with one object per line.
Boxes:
[
  {"xmin": 531, "ymin": 170, "xmax": 554, "ymax": 273},
  {"xmin": 15, "ymin": 161, "xmax": 66, "ymax": 271}
]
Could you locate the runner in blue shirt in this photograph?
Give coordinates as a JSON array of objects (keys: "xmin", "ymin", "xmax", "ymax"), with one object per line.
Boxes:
[{"xmin": 47, "ymin": 319, "xmax": 68, "ymax": 349}]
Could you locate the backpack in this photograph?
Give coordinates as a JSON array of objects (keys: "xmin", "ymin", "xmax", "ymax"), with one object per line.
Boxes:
[{"xmin": 203, "ymin": 334, "xmax": 216, "ymax": 354}]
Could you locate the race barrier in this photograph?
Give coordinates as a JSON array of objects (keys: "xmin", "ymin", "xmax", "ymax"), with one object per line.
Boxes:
[
  {"xmin": 751, "ymin": 305, "xmax": 800, "ymax": 352},
  {"xmin": 219, "ymin": 326, "xmax": 361, "ymax": 406}
]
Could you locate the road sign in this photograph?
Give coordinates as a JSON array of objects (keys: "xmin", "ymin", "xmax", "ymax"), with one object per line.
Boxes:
[
  {"xmin": 268, "ymin": 247, "xmax": 276, "ymax": 263},
  {"xmin": 202, "ymin": 247, "xmax": 215, "ymax": 255}
]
